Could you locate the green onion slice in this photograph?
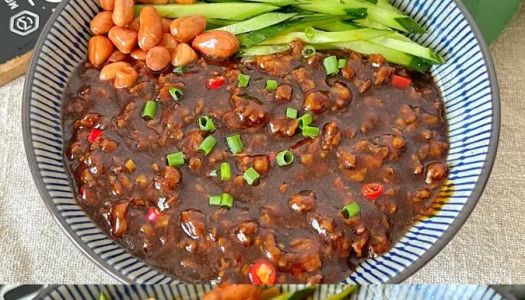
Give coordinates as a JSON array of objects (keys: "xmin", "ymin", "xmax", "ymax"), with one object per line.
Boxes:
[
  {"xmin": 342, "ymin": 202, "xmax": 361, "ymax": 218},
  {"xmin": 169, "ymin": 87, "xmax": 183, "ymax": 101},
  {"xmin": 243, "ymin": 167, "xmax": 260, "ymax": 185},
  {"xmin": 142, "ymin": 100, "xmax": 158, "ymax": 120},
  {"xmin": 220, "ymin": 162, "xmax": 231, "ymax": 181},
  {"xmin": 226, "ymin": 134, "xmax": 244, "ymax": 154},
  {"xmin": 220, "ymin": 193, "xmax": 234, "ymax": 209},
  {"xmin": 276, "ymin": 150, "xmax": 294, "ymax": 167},
  {"xmin": 209, "ymin": 195, "xmax": 222, "ymax": 206},
  {"xmin": 298, "ymin": 113, "xmax": 313, "ymax": 128},
  {"xmin": 338, "ymin": 58, "xmax": 348, "ymax": 69},
  {"xmin": 198, "ymin": 116, "xmax": 216, "ymax": 132},
  {"xmin": 198, "ymin": 135, "xmax": 218, "ymax": 156},
  {"xmin": 166, "ymin": 151, "xmax": 185, "ymax": 167},
  {"xmin": 173, "ymin": 66, "xmax": 185, "ymax": 74},
  {"xmin": 237, "ymin": 73, "xmax": 251, "ymax": 88},
  {"xmin": 323, "ymin": 55, "xmax": 339, "ymax": 75},
  {"xmin": 286, "ymin": 107, "xmax": 298, "ymax": 119},
  {"xmin": 302, "ymin": 45, "xmax": 316, "ymax": 58},
  {"xmin": 302, "ymin": 126, "xmax": 320, "ymax": 138},
  {"xmin": 265, "ymin": 79, "xmax": 278, "ymax": 91},
  {"xmin": 304, "ymin": 26, "xmax": 315, "ymax": 39}
]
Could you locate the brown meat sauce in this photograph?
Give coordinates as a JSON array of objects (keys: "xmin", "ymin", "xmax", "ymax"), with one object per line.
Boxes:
[{"xmin": 63, "ymin": 42, "xmax": 449, "ymax": 283}]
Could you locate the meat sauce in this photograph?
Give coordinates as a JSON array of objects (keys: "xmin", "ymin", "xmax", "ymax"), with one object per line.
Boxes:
[{"xmin": 63, "ymin": 41, "xmax": 449, "ymax": 283}]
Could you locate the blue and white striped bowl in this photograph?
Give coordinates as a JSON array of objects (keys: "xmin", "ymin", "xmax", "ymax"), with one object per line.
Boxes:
[
  {"xmin": 34, "ymin": 285, "xmax": 512, "ymax": 300},
  {"xmin": 22, "ymin": 0, "xmax": 500, "ymax": 284}
]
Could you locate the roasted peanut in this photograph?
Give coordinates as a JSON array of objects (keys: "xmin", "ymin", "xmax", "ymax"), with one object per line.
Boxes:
[
  {"xmin": 112, "ymin": 0, "xmax": 134, "ymax": 27},
  {"xmin": 170, "ymin": 16, "xmax": 206, "ymax": 43},
  {"xmin": 90, "ymin": 11, "xmax": 114, "ymax": 35},
  {"xmin": 100, "ymin": 62, "xmax": 138, "ymax": 89},
  {"xmin": 138, "ymin": 6, "xmax": 163, "ymax": 51},
  {"xmin": 171, "ymin": 43, "xmax": 198, "ymax": 67},
  {"xmin": 127, "ymin": 17, "xmax": 140, "ymax": 32},
  {"xmin": 108, "ymin": 50, "xmax": 127, "ymax": 62},
  {"xmin": 161, "ymin": 18, "xmax": 171, "ymax": 33},
  {"xmin": 100, "ymin": 0, "xmax": 115, "ymax": 11},
  {"xmin": 146, "ymin": 46, "xmax": 171, "ymax": 71},
  {"xmin": 160, "ymin": 33, "xmax": 178, "ymax": 52},
  {"xmin": 130, "ymin": 48, "xmax": 147, "ymax": 60},
  {"xmin": 192, "ymin": 30, "xmax": 239, "ymax": 60},
  {"xmin": 88, "ymin": 36, "xmax": 114, "ymax": 66},
  {"xmin": 108, "ymin": 26, "xmax": 137, "ymax": 54},
  {"xmin": 174, "ymin": 0, "xmax": 196, "ymax": 3}
]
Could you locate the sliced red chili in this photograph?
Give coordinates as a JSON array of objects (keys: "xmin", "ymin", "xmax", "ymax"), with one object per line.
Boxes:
[
  {"xmin": 146, "ymin": 207, "xmax": 160, "ymax": 222},
  {"xmin": 87, "ymin": 128, "xmax": 103, "ymax": 143},
  {"xmin": 362, "ymin": 183, "xmax": 383, "ymax": 200},
  {"xmin": 391, "ymin": 74, "xmax": 412, "ymax": 89},
  {"xmin": 248, "ymin": 259, "xmax": 277, "ymax": 285},
  {"xmin": 206, "ymin": 77, "xmax": 226, "ymax": 89}
]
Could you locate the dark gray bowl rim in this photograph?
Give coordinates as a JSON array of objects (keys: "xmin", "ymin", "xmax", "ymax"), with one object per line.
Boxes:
[{"xmin": 22, "ymin": 0, "xmax": 501, "ymax": 284}]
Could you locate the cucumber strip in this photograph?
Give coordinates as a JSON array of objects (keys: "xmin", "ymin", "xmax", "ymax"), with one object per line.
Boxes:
[
  {"xmin": 315, "ymin": 20, "xmax": 361, "ymax": 31},
  {"xmin": 354, "ymin": 18, "xmax": 391, "ymax": 30},
  {"xmin": 217, "ymin": 13, "xmax": 297, "ymax": 35},
  {"xmin": 268, "ymin": 286, "xmax": 316, "ymax": 300},
  {"xmin": 370, "ymin": 35, "xmax": 445, "ymax": 64},
  {"xmin": 243, "ymin": 0, "xmax": 301, "ymax": 5},
  {"xmin": 238, "ymin": 45, "xmax": 291, "ymax": 56},
  {"xmin": 317, "ymin": 41, "xmax": 431, "ymax": 72},
  {"xmin": 238, "ymin": 15, "xmax": 338, "ymax": 47},
  {"xmin": 297, "ymin": 0, "xmax": 425, "ymax": 33},
  {"xmin": 324, "ymin": 285, "xmax": 359, "ymax": 300},
  {"xmin": 134, "ymin": 3, "xmax": 279, "ymax": 21},
  {"xmin": 261, "ymin": 28, "xmax": 391, "ymax": 45}
]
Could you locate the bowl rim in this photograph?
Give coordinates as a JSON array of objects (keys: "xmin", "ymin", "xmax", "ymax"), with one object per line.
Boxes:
[{"xmin": 22, "ymin": 0, "xmax": 501, "ymax": 284}]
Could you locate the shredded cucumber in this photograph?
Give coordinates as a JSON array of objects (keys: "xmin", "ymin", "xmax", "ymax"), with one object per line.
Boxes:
[
  {"xmin": 238, "ymin": 45, "xmax": 291, "ymax": 56},
  {"xmin": 262, "ymin": 28, "xmax": 391, "ymax": 45},
  {"xmin": 218, "ymin": 12, "xmax": 297, "ymax": 35}
]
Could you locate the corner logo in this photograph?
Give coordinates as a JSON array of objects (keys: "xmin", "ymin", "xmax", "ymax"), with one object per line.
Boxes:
[{"xmin": 10, "ymin": 10, "xmax": 40, "ymax": 36}]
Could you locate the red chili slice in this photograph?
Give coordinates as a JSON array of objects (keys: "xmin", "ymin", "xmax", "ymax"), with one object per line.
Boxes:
[
  {"xmin": 391, "ymin": 74, "xmax": 412, "ymax": 89},
  {"xmin": 87, "ymin": 128, "xmax": 103, "ymax": 143},
  {"xmin": 362, "ymin": 183, "xmax": 384, "ymax": 200},
  {"xmin": 248, "ymin": 259, "xmax": 277, "ymax": 285},
  {"xmin": 146, "ymin": 207, "xmax": 160, "ymax": 222},
  {"xmin": 206, "ymin": 77, "xmax": 225, "ymax": 89}
]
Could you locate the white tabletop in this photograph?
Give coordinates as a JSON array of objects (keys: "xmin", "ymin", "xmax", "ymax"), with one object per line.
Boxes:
[{"xmin": 1, "ymin": 4, "xmax": 524, "ymax": 284}]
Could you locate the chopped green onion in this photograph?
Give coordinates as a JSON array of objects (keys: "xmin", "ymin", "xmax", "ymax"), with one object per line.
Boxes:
[
  {"xmin": 243, "ymin": 167, "xmax": 260, "ymax": 185},
  {"xmin": 342, "ymin": 202, "xmax": 361, "ymax": 218},
  {"xmin": 298, "ymin": 113, "xmax": 313, "ymax": 128},
  {"xmin": 304, "ymin": 26, "xmax": 315, "ymax": 39},
  {"xmin": 173, "ymin": 66, "xmax": 185, "ymax": 74},
  {"xmin": 220, "ymin": 193, "xmax": 234, "ymax": 209},
  {"xmin": 209, "ymin": 169, "xmax": 218, "ymax": 177},
  {"xmin": 302, "ymin": 126, "xmax": 320, "ymax": 138},
  {"xmin": 323, "ymin": 55, "xmax": 339, "ymax": 75},
  {"xmin": 169, "ymin": 87, "xmax": 183, "ymax": 101},
  {"xmin": 265, "ymin": 79, "xmax": 278, "ymax": 91},
  {"xmin": 302, "ymin": 45, "xmax": 316, "ymax": 58},
  {"xmin": 226, "ymin": 134, "xmax": 244, "ymax": 154},
  {"xmin": 98, "ymin": 291, "xmax": 110, "ymax": 300},
  {"xmin": 220, "ymin": 162, "xmax": 231, "ymax": 181},
  {"xmin": 198, "ymin": 116, "xmax": 216, "ymax": 132},
  {"xmin": 237, "ymin": 73, "xmax": 251, "ymax": 88},
  {"xmin": 276, "ymin": 150, "xmax": 294, "ymax": 167},
  {"xmin": 286, "ymin": 107, "xmax": 298, "ymax": 119},
  {"xmin": 166, "ymin": 151, "xmax": 185, "ymax": 167},
  {"xmin": 338, "ymin": 58, "xmax": 347, "ymax": 69},
  {"xmin": 209, "ymin": 195, "xmax": 222, "ymax": 206},
  {"xmin": 142, "ymin": 100, "xmax": 158, "ymax": 120},
  {"xmin": 198, "ymin": 135, "xmax": 218, "ymax": 156}
]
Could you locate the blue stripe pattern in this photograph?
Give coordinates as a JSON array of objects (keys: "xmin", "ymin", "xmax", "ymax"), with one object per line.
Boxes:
[{"xmin": 23, "ymin": 0, "xmax": 498, "ymax": 284}]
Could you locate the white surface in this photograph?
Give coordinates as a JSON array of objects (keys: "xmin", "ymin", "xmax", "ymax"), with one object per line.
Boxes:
[{"xmin": 0, "ymin": 4, "xmax": 524, "ymax": 284}]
